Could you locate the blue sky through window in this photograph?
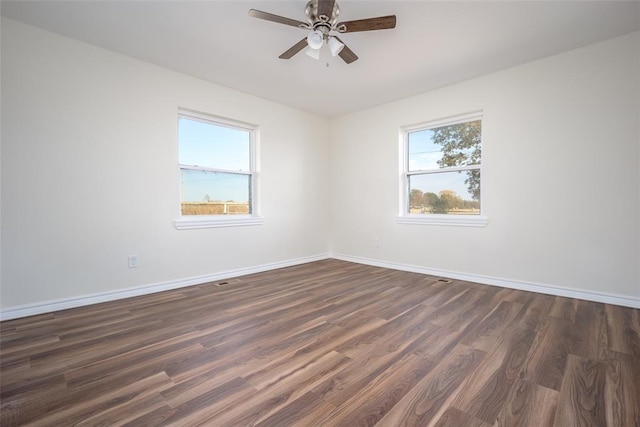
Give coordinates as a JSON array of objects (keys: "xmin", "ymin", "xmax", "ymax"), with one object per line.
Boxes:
[
  {"xmin": 179, "ymin": 117, "xmax": 250, "ymax": 170},
  {"xmin": 179, "ymin": 116, "xmax": 251, "ymax": 203},
  {"xmin": 408, "ymin": 129, "xmax": 442, "ymax": 170}
]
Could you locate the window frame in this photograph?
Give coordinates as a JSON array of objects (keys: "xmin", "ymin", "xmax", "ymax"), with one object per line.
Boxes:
[
  {"xmin": 174, "ymin": 109, "xmax": 263, "ymax": 230},
  {"xmin": 397, "ymin": 111, "xmax": 488, "ymax": 227}
]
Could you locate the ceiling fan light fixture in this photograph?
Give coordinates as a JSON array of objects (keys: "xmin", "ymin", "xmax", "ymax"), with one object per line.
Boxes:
[
  {"xmin": 306, "ymin": 30, "xmax": 324, "ymax": 49},
  {"xmin": 305, "ymin": 46, "xmax": 320, "ymax": 60},
  {"xmin": 327, "ymin": 36, "xmax": 344, "ymax": 57}
]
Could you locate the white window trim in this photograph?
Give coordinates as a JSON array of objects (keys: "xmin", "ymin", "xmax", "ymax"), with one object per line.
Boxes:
[
  {"xmin": 174, "ymin": 109, "xmax": 263, "ymax": 230},
  {"xmin": 174, "ymin": 215, "xmax": 264, "ymax": 230},
  {"xmin": 395, "ymin": 214, "xmax": 488, "ymax": 227},
  {"xmin": 396, "ymin": 111, "xmax": 488, "ymax": 227}
]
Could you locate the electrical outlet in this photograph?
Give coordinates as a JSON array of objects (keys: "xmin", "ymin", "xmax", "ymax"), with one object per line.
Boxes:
[
  {"xmin": 128, "ymin": 255, "xmax": 139, "ymax": 268},
  {"xmin": 375, "ymin": 237, "xmax": 380, "ymax": 247}
]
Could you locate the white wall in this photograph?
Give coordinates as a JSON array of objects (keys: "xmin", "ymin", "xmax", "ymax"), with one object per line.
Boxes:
[
  {"xmin": 2, "ymin": 18, "xmax": 638, "ymax": 315},
  {"xmin": 0, "ymin": 18, "xmax": 330, "ymax": 310},
  {"xmin": 330, "ymin": 31, "xmax": 640, "ymax": 299}
]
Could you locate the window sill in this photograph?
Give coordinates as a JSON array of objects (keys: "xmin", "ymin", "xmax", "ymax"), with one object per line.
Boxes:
[
  {"xmin": 396, "ymin": 215, "xmax": 488, "ymax": 227},
  {"xmin": 174, "ymin": 215, "xmax": 264, "ymax": 230}
]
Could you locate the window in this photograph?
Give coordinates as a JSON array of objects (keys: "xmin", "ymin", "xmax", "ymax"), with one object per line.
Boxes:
[
  {"xmin": 398, "ymin": 112, "xmax": 487, "ymax": 227},
  {"xmin": 174, "ymin": 110, "xmax": 262, "ymax": 229}
]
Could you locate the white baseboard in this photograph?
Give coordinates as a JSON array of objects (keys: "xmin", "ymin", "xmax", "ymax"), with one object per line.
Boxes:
[
  {"xmin": 2, "ymin": 252, "xmax": 638, "ymax": 321},
  {"xmin": 0, "ymin": 253, "xmax": 331, "ymax": 321},
  {"xmin": 331, "ymin": 253, "xmax": 640, "ymax": 309}
]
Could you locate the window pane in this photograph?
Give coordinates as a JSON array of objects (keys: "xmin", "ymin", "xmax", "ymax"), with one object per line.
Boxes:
[
  {"xmin": 179, "ymin": 116, "xmax": 250, "ymax": 171},
  {"xmin": 180, "ymin": 169, "xmax": 251, "ymax": 215},
  {"xmin": 408, "ymin": 129, "xmax": 441, "ymax": 170},
  {"xmin": 408, "ymin": 119, "xmax": 481, "ymax": 171},
  {"xmin": 408, "ymin": 170, "xmax": 480, "ymax": 215}
]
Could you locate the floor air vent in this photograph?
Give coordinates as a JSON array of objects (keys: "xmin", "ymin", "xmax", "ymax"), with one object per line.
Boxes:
[{"xmin": 214, "ymin": 279, "xmax": 241, "ymax": 287}]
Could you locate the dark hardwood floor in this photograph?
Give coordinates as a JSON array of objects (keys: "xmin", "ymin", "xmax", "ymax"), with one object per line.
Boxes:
[{"xmin": 1, "ymin": 259, "xmax": 639, "ymax": 426}]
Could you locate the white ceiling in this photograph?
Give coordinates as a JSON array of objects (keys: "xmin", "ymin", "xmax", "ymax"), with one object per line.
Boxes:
[{"xmin": 2, "ymin": 1, "xmax": 639, "ymax": 117}]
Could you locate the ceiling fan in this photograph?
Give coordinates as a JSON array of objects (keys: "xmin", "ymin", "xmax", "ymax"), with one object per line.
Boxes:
[{"xmin": 248, "ymin": 0, "xmax": 396, "ymax": 64}]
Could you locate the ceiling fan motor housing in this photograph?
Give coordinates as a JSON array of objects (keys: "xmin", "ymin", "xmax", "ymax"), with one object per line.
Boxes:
[{"xmin": 305, "ymin": 0, "xmax": 339, "ymax": 26}]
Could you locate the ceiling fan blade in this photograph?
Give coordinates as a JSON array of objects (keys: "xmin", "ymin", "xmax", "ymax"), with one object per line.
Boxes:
[
  {"xmin": 279, "ymin": 38, "xmax": 308, "ymax": 59},
  {"xmin": 248, "ymin": 9, "xmax": 308, "ymax": 29},
  {"xmin": 333, "ymin": 37, "xmax": 358, "ymax": 64},
  {"xmin": 317, "ymin": 0, "xmax": 336, "ymax": 21},
  {"xmin": 337, "ymin": 15, "xmax": 396, "ymax": 33}
]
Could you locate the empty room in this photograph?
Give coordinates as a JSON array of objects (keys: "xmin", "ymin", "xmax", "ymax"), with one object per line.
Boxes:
[{"xmin": 1, "ymin": 0, "xmax": 639, "ymax": 425}]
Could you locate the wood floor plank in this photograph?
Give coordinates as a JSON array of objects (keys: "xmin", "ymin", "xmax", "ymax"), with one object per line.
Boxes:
[
  {"xmin": 375, "ymin": 344, "xmax": 485, "ymax": 426},
  {"xmin": 159, "ymin": 376, "xmax": 256, "ymax": 427},
  {"xmin": 23, "ymin": 372, "xmax": 174, "ymax": 427},
  {"xmin": 517, "ymin": 293, "xmax": 555, "ymax": 332},
  {"xmin": 232, "ymin": 322, "xmax": 373, "ymax": 389},
  {"xmin": 253, "ymin": 391, "xmax": 338, "ymax": 427},
  {"xmin": 431, "ymin": 406, "xmax": 492, "ymax": 427},
  {"xmin": 427, "ymin": 288, "xmax": 488, "ymax": 327},
  {"xmin": 310, "ymin": 329, "xmax": 436, "ymax": 409},
  {"xmin": 0, "ymin": 332, "xmax": 60, "ymax": 356},
  {"xmin": 554, "ymin": 354, "xmax": 607, "ymax": 427},
  {"xmin": 603, "ymin": 351, "xmax": 640, "ymax": 427},
  {"xmin": 519, "ymin": 317, "xmax": 571, "ymax": 391},
  {"xmin": 65, "ymin": 341, "xmax": 205, "ymax": 388},
  {"xmin": 548, "ymin": 296, "xmax": 579, "ymax": 322},
  {"xmin": 245, "ymin": 350, "xmax": 351, "ymax": 395},
  {"xmin": 461, "ymin": 300, "xmax": 525, "ymax": 352},
  {"xmin": 0, "ymin": 259, "xmax": 637, "ymax": 426},
  {"xmin": 569, "ymin": 301, "xmax": 608, "ymax": 360},
  {"xmin": 604, "ymin": 303, "xmax": 639, "ymax": 356},
  {"xmin": 318, "ymin": 353, "xmax": 433, "ymax": 426},
  {"xmin": 120, "ymin": 404, "xmax": 175, "ymax": 426},
  {"xmin": 449, "ymin": 326, "xmax": 537, "ymax": 424},
  {"xmin": 494, "ymin": 379, "xmax": 558, "ymax": 426},
  {"xmin": 76, "ymin": 389, "xmax": 168, "ymax": 426},
  {"xmin": 334, "ymin": 303, "xmax": 434, "ymax": 360}
]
